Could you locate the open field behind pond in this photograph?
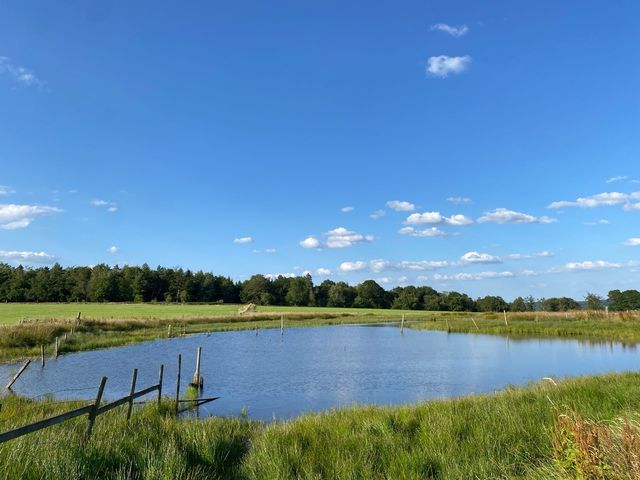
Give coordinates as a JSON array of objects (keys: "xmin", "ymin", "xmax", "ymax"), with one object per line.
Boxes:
[
  {"xmin": 1, "ymin": 372, "xmax": 639, "ymax": 479},
  {"xmin": 0, "ymin": 303, "xmax": 430, "ymax": 325}
]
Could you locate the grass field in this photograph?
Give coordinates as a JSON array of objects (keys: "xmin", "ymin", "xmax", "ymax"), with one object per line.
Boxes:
[
  {"xmin": 0, "ymin": 303, "xmax": 429, "ymax": 325},
  {"xmin": 1, "ymin": 372, "xmax": 639, "ymax": 479}
]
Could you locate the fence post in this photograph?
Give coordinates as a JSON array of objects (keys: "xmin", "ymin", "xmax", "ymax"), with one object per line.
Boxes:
[
  {"xmin": 86, "ymin": 377, "xmax": 107, "ymax": 439},
  {"xmin": 54, "ymin": 337, "xmax": 59, "ymax": 358},
  {"xmin": 5, "ymin": 360, "xmax": 30, "ymax": 390},
  {"xmin": 126, "ymin": 368, "xmax": 138, "ymax": 422},
  {"xmin": 175, "ymin": 354, "xmax": 181, "ymax": 414},
  {"xmin": 40, "ymin": 345, "xmax": 45, "ymax": 367},
  {"xmin": 157, "ymin": 364, "xmax": 164, "ymax": 408}
]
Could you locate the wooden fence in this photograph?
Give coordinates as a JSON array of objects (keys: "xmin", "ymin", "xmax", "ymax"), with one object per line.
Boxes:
[{"xmin": 0, "ymin": 364, "xmax": 164, "ymax": 444}]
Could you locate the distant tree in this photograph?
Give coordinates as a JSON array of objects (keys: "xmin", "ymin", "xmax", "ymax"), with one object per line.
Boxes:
[
  {"xmin": 327, "ymin": 282, "xmax": 356, "ymax": 307},
  {"xmin": 539, "ymin": 297, "xmax": 580, "ymax": 312},
  {"xmin": 585, "ymin": 292, "xmax": 604, "ymax": 310},
  {"xmin": 353, "ymin": 280, "xmax": 389, "ymax": 309},
  {"xmin": 524, "ymin": 295, "xmax": 536, "ymax": 311},
  {"xmin": 476, "ymin": 295, "xmax": 508, "ymax": 312},
  {"xmin": 314, "ymin": 280, "xmax": 335, "ymax": 307},
  {"xmin": 510, "ymin": 297, "xmax": 527, "ymax": 312},
  {"xmin": 240, "ymin": 275, "xmax": 273, "ymax": 305},
  {"xmin": 286, "ymin": 276, "xmax": 314, "ymax": 306},
  {"xmin": 608, "ymin": 289, "xmax": 640, "ymax": 311},
  {"xmin": 392, "ymin": 286, "xmax": 422, "ymax": 310}
]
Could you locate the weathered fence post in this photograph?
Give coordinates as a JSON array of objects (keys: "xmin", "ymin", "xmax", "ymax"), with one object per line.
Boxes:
[
  {"xmin": 191, "ymin": 347, "xmax": 202, "ymax": 389},
  {"xmin": 53, "ymin": 337, "xmax": 59, "ymax": 358},
  {"xmin": 400, "ymin": 314, "xmax": 405, "ymax": 334},
  {"xmin": 86, "ymin": 377, "xmax": 107, "ymax": 439},
  {"xmin": 280, "ymin": 315, "xmax": 284, "ymax": 336},
  {"xmin": 126, "ymin": 368, "xmax": 138, "ymax": 422},
  {"xmin": 472, "ymin": 318, "xmax": 479, "ymax": 330},
  {"xmin": 175, "ymin": 354, "xmax": 181, "ymax": 414},
  {"xmin": 503, "ymin": 310, "xmax": 508, "ymax": 326},
  {"xmin": 157, "ymin": 364, "xmax": 164, "ymax": 408},
  {"xmin": 40, "ymin": 345, "xmax": 45, "ymax": 367},
  {"xmin": 168, "ymin": 325, "xmax": 172, "ymax": 338},
  {"xmin": 5, "ymin": 360, "xmax": 30, "ymax": 390}
]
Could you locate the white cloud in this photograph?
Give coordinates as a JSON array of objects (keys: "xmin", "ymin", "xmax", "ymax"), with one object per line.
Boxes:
[
  {"xmin": 377, "ymin": 277, "xmax": 393, "ymax": 284},
  {"xmin": 460, "ymin": 251, "xmax": 502, "ymax": 264},
  {"xmin": 370, "ymin": 209, "xmax": 386, "ymax": 219},
  {"xmin": 430, "ymin": 23, "xmax": 469, "ymax": 37},
  {"xmin": 433, "ymin": 271, "xmax": 514, "ymax": 281},
  {"xmin": 397, "ymin": 276, "xmax": 408, "ymax": 283},
  {"xmin": 107, "ymin": 206, "xmax": 118, "ymax": 213},
  {"xmin": 548, "ymin": 191, "xmax": 640, "ymax": 210},
  {"xmin": 326, "ymin": 227, "xmax": 374, "ymax": 248},
  {"xmin": 477, "ymin": 208, "xmax": 556, "ymax": 224},
  {"xmin": 301, "ymin": 227, "xmax": 374, "ymax": 249},
  {"xmin": 447, "ymin": 196, "xmax": 472, "ymax": 205},
  {"xmin": 504, "ymin": 251, "xmax": 554, "ymax": 260},
  {"xmin": 0, "ymin": 57, "xmax": 43, "ymax": 87},
  {"xmin": 369, "ymin": 259, "xmax": 390, "ymax": 273},
  {"xmin": 265, "ymin": 272, "xmax": 296, "ymax": 280},
  {"xmin": 606, "ymin": 176, "xmax": 628, "ymax": 184},
  {"xmin": 563, "ymin": 260, "xmax": 622, "ymax": 272},
  {"xmin": 625, "ymin": 202, "xmax": 640, "ymax": 211},
  {"xmin": 340, "ymin": 206, "xmax": 354, "ymax": 213},
  {"xmin": 0, "ymin": 186, "xmax": 15, "ymax": 196},
  {"xmin": 0, "ymin": 204, "xmax": 61, "ymax": 229},
  {"xmin": 396, "ymin": 260, "xmax": 449, "ymax": 270},
  {"xmin": 253, "ymin": 248, "xmax": 277, "ymax": 254},
  {"xmin": 316, "ymin": 268, "xmax": 331, "ymax": 276},
  {"xmin": 427, "ymin": 55, "xmax": 471, "ymax": 78},
  {"xmin": 233, "ymin": 236, "xmax": 253, "ymax": 244},
  {"xmin": 399, "ymin": 226, "xmax": 448, "ymax": 237},
  {"xmin": 405, "ymin": 211, "xmax": 473, "ymax": 226},
  {"xmin": 0, "ymin": 250, "xmax": 56, "ymax": 264},
  {"xmin": 386, "ymin": 200, "xmax": 416, "ymax": 212},
  {"xmin": 107, "ymin": 246, "xmax": 119, "ymax": 254},
  {"xmin": 338, "ymin": 261, "xmax": 367, "ymax": 272},
  {"xmin": 300, "ymin": 236, "xmax": 321, "ymax": 249},
  {"xmin": 625, "ymin": 238, "xmax": 640, "ymax": 247}
]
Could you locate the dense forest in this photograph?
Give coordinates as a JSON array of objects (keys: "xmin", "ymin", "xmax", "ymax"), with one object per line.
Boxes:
[{"xmin": 0, "ymin": 263, "xmax": 638, "ymax": 312}]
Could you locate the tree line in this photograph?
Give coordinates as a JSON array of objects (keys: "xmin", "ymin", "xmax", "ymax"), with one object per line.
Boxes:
[{"xmin": 0, "ymin": 263, "xmax": 638, "ymax": 312}]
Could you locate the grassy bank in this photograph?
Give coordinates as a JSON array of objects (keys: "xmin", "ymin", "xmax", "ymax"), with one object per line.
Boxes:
[
  {"xmin": 415, "ymin": 310, "xmax": 640, "ymax": 344},
  {"xmin": 1, "ymin": 372, "xmax": 639, "ymax": 479}
]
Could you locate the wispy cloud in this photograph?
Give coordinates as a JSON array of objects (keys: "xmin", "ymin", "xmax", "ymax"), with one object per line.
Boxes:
[
  {"xmin": 559, "ymin": 260, "xmax": 623, "ymax": 272},
  {"xmin": 430, "ymin": 23, "xmax": 469, "ymax": 37},
  {"xmin": 338, "ymin": 261, "xmax": 367, "ymax": 272},
  {"xmin": 0, "ymin": 204, "xmax": 61, "ymax": 229},
  {"xmin": 386, "ymin": 200, "xmax": 416, "ymax": 212},
  {"xmin": 504, "ymin": 251, "xmax": 554, "ymax": 260},
  {"xmin": 398, "ymin": 226, "xmax": 448, "ymax": 237},
  {"xmin": 547, "ymin": 191, "xmax": 640, "ymax": 210},
  {"xmin": 370, "ymin": 209, "xmax": 386, "ymax": 219},
  {"xmin": 91, "ymin": 199, "xmax": 118, "ymax": 213},
  {"xmin": 0, "ymin": 57, "xmax": 43, "ymax": 88},
  {"xmin": 584, "ymin": 219, "xmax": 610, "ymax": 226},
  {"xmin": 0, "ymin": 185, "xmax": 15, "ymax": 196},
  {"xmin": 427, "ymin": 55, "xmax": 471, "ymax": 78},
  {"xmin": 252, "ymin": 248, "xmax": 277, "ymax": 254},
  {"xmin": 233, "ymin": 236, "xmax": 253, "ymax": 244},
  {"xmin": 433, "ymin": 271, "xmax": 514, "ymax": 281},
  {"xmin": 316, "ymin": 268, "xmax": 331, "ymax": 276},
  {"xmin": 107, "ymin": 246, "xmax": 119, "ymax": 254},
  {"xmin": 606, "ymin": 176, "xmax": 628, "ymax": 184},
  {"xmin": 340, "ymin": 206, "xmax": 354, "ymax": 213},
  {"xmin": 300, "ymin": 227, "xmax": 374, "ymax": 249},
  {"xmin": 477, "ymin": 208, "xmax": 556, "ymax": 224},
  {"xmin": 406, "ymin": 211, "xmax": 473, "ymax": 226},
  {"xmin": 0, "ymin": 250, "xmax": 57, "ymax": 264},
  {"xmin": 447, "ymin": 196, "xmax": 472, "ymax": 205},
  {"xmin": 339, "ymin": 258, "xmax": 449, "ymax": 274},
  {"xmin": 625, "ymin": 238, "xmax": 640, "ymax": 247}
]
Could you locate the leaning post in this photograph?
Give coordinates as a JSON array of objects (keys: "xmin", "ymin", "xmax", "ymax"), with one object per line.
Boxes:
[
  {"xmin": 86, "ymin": 376, "xmax": 107, "ymax": 439},
  {"xmin": 126, "ymin": 368, "xmax": 138, "ymax": 422}
]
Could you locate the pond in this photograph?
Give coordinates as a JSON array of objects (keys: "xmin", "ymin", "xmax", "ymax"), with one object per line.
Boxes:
[{"xmin": 0, "ymin": 325, "xmax": 638, "ymax": 420}]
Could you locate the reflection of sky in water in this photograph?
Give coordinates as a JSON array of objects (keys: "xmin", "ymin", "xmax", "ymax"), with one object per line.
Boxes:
[{"xmin": 0, "ymin": 326, "xmax": 638, "ymax": 420}]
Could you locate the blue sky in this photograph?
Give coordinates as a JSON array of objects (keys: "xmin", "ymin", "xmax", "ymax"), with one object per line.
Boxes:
[{"xmin": 1, "ymin": 0, "xmax": 639, "ymax": 300}]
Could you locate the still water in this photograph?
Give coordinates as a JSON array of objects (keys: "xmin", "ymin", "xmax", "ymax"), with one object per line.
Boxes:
[{"xmin": 0, "ymin": 325, "xmax": 637, "ymax": 420}]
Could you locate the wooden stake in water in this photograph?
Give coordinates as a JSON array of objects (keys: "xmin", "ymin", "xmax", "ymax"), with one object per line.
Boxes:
[
  {"xmin": 503, "ymin": 310, "xmax": 508, "ymax": 326},
  {"xmin": 5, "ymin": 360, "xmax": 30, "ymax": 389},
  {"xmin": 175, "ymin": 354, "xmax": 181, "ymax": 414},
  {"xmin": 445, "ymin": 319, "xmax": 450, "ymax": 333},
  {"xmin": 191, "ymin": 347, "xmax": 202, "ymax": 388},
  {"xmin": 168, "ymin": 325, "xmax": 172, "ymax": 338},
  {"xmin": 54, "ymin": 337, "xmax": 59, "ymax": 358},
  {"xmin": 40, "ymin": 345, "xmax": 45, "ymax": 367},
  {"xmin": 472, "ymin": 318, "xmax": 479, "ymax": 330},
  {"xmin": 400, "ymin": 314, "xmax": 405, "ymax": 334},
  {"xmin": 280, "ymin": 315, "xmax": 284, "ymax": 336},
  {"xmin": 157, "ymin": 364, "xmax": 164, "ymax": 407}
]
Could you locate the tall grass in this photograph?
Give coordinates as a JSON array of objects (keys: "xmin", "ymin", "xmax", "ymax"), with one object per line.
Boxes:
[{"xmin": 1, "ymin": 372, "xmax": 640, "ymax": 479}]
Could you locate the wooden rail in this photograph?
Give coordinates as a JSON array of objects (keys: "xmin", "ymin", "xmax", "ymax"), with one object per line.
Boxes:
[{"xmin": 0, "ymin": 364, "xmax": 164, "ymax": 444}]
